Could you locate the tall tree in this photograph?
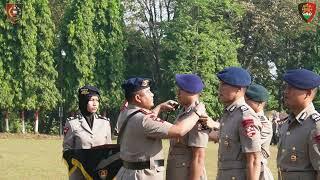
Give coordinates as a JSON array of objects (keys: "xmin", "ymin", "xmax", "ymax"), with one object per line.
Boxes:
[
  {"xmin": 60, "ymin": 0, "xmax": 96, "ymax": 112},
  {"xmin": 10, "ymin": 0, "xmax": 60, "ymax": 133},
  {"xmin": 0, "ymin": 0, "xmax": 16, "ymax": 132},
  {"xmin": 162, "ymin": 0, "xmax": 244, "ymax": 118},
  {"xmin": 33, "ymin": 0, "xmax": 60, "ymax": 133},
  {"xmin": 123, "ymin": 0, "xmax": 175, "ymax": 89},
  {"xmin": 93, "ymin": 0, "xmax": 125, "ymax": 122},
  {"xmin": 237, "ymin": 0, "xmax": 318, "ymax": 111}
]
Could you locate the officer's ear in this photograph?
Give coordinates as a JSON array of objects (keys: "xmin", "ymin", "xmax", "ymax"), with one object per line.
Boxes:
[
  {"xmin": 305, "ymin": 89, "xmax": 312, "ymax": 99},
  {"xmin": 133, "ymin": 93, "xmax": 143, "ymax": 103}
]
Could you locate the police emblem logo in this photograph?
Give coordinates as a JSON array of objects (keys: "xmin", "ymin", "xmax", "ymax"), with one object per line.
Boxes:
[
  {"xmin": 98, "ymin": 169, "xmax": 108, "ymax": 179},
  {"xmin": 298, "ymin": 2, "xmax": 316, "ymax": 23},
  {"xmin": 290, "ymin": 154, "xmax": 297, "ymax": 162},
  {"xmin": 141, "ymin": 79, "xmax": 149, "ymax": 87},
  {"xmin": 80, "ymin": 88, "xmax": 90, "ymax": 95},
  {"xmin": 5, "ymin": 3, "xmax": 23, "ymax": 24}
]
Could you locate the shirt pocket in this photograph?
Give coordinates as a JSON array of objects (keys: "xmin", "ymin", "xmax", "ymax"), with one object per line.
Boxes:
[{"xmin": 172, "ymin": 155, "xmax": 191, "ymax": 168}]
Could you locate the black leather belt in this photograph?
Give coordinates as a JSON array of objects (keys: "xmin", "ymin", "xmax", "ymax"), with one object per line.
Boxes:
[{"xmin": 123, "ymin": 159, "xmax": 164, "ymax": 170}]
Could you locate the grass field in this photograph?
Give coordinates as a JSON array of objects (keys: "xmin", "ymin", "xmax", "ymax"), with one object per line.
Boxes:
[{"xmin": 0, "ymin": 133, "xmax": 278, "ymax": 180}]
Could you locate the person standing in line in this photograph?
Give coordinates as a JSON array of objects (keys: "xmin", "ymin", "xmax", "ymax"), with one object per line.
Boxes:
[
  {"xmin": 277, "ymin": 69, "xmax": 320, "ymax": 180},
  {"xmin": 166, "ymin": 74, "xmax": 212, "ymax": 180},
  {"xmin": 245, "ymin": 84, "xmax": 274, "ymax": 180},
  {"xmin": 210, "ymin": 67, "xmax": 262, "ymax": 180}
]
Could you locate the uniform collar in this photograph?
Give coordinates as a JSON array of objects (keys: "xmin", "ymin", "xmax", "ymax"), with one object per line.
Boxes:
[
  {"xmin": 177, "ymin": 101, "xmax": 197, "ymax": 117},
  {"xmin": 292, "ymin": 103, "xmax": 315, "ymax": 124},
  {"xmin": 226, "ymin": 97, "xmax": 246, "ymax": 113},
  {"xmin": 256, "ymin": 111, "xmax": 264, "ymax": 116},
  {"xmin": 127, "ymin": 103, "xmax": 151, "ymax": 113},
  {"xmin": 79, "ymin": 115, "xmax": 94, "ymax": 134}
]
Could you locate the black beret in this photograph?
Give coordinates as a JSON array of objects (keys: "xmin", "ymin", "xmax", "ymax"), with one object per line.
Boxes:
[{"xmin": 121, "ymin": 77, "xmax": 151, "ymax": 94}]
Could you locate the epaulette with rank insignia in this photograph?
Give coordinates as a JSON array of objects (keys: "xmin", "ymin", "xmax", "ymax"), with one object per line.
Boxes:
[
  {"xmin": 97, "ymin": 114, "xmax": 109, "ymax": 121},
  {"xmin": 277, "ymin": 116, "xmax": 289, "ymax": 125},
  {"xmin": 240, "ymin": 105, "xmax": 249, "ymax": 112},
  {"xmin": 139, "ymin": 109, "xmax": 152, "ymax": 115},
  {"xmin": 311, "ymin": 113, "xmax": 320, "ymax": 122},
  {"xmin": 67, "ymin": 116, "xmax": 77, "ymax": 121}
]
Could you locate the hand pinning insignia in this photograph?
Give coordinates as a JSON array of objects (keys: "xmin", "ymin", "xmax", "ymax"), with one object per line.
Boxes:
[{"xmin": 63, "ymin": 127, "xmax": 69, "ymax": 136}]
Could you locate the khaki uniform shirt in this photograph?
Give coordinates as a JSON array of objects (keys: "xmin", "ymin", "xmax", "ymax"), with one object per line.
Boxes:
[
  {"xmin": 115, "ymin": 104, "xmax": 173, "ymax": 180},
  {"xmin": 257, "ymin": 111, "xmax": 273, "ymax": 160},
  {"xmin": 217, "ymin": 97, "xmax": 262, "ymax": 180},
  {"xmin": 166, "ymin": 103, "xmax": 209, "ymax": 180},
  {"xmin": 277, "ymin": 103, "xmax": 320, "ymax": 180},
  {"xmin": 257, "ymin": 112, "xmax": 274, "ymax": 180},
  {"xmin": 62, "ymin": 113, "xmax": 112, "ymax": 180}
]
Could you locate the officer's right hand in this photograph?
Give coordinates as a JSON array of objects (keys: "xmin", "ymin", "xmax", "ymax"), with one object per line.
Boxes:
[
  {"xmin": 160, "ymin": 100, "xmax": 179, "ymax": 112},
  {"xmin": 194, "ymin": 102, "xmax": 206, "ymax": 116}
]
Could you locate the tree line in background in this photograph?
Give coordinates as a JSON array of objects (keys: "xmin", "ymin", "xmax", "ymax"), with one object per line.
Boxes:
[{"xmin": 0, "ymin": 0, "xmax": 319, "ymax": 134}]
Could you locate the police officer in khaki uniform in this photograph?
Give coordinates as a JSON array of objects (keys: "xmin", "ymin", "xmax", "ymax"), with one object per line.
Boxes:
[
  {"xmin": 166, "ymin": 74, "xmax": 210, "ymax": 180},
  {"xmin": 245, "ymin": 84, "xmax": 274, "ymax": 180},
  {"xmin": 63, "ymin": 85, "xmax": 112, "ymax": 179},
  {"xmin": 277, "ymin": 69, "xmax": 320, "ymax": 180},
  {"xmin": 212, "ymin": 67, "xmax": 262, "ymax": 180},
  {"xmin": 115, "ymin": 77, "xmax": 212, "ymax": 180}
]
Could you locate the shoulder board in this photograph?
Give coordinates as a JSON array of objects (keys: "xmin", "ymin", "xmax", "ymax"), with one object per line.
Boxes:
[
  {"xmin": 278, "ymin": 116, "xmax": 289, "ymax": 125},
  {"xmin": 239, "ymin": 105, "xmax": 249, "ymax": 112},
  {"xmin": 311, "ymin": 113, "xmax": 320, "ymax": 122},
  {"xmin": 67, "ymin": 116, "xmax": 77, "ymax": 121},
  {"xmin": 139, "ymin": 109, "xmax": 152, "ymax": 115},
  {"xmin": 97, "ymin": 114, "xmax": 109, "ymax": 120}
]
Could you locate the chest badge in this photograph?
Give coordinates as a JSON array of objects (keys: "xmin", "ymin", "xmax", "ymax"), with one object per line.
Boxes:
[
  {"xmin": 290, "ymin": 154, "xmax": 297, "ymax": 162},
  {"xmin": 223, "ymin": 135, "xmax": 231, "ymax": 148}
]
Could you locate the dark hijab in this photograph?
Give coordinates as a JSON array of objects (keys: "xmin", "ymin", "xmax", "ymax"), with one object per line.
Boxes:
[{"xmin": 78, "ymin": 85, "xmax": 100, "ymax": 129}]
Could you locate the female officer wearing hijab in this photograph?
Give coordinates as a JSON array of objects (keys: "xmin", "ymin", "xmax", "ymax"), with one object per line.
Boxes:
[{"xmin": 63, "ymin": 85, "xmax": 112, "ymax": 179}]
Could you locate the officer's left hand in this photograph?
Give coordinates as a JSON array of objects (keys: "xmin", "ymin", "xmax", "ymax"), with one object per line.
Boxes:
[
  {"xmin": 160, "ymin": 100, "xmax": 179, "ymax": 112},
  {"xmin": 199, "ymin": 114, "xmax": 220, "ymax": 130}
]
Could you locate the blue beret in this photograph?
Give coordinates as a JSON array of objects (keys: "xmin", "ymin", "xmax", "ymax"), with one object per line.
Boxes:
[
  {"xmin": 175, "ymin": 74, "xmax": 204, "ymax": 94},
  {"xmin": 78, "ymin": 85, "xmax": 100, "ymax": 97},
  {"xmin": 245, "ymin": 84, "xmax": 269, "ymax": 102},
  {"xmin": 121, "ymin": 77, "xmax": 151, "ymax": 93},
  {"xmin": 283, "ymin": 69, "xmax": 320, "ymax": 90},
  {"xmin": 217, "ymin": 67, "xmax": 251, "ymax": 87}
]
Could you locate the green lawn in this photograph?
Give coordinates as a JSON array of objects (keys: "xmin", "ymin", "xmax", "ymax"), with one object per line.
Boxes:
[{"xmin": 0, "ymin": 134, "xmax": 278, "ymax": 180}]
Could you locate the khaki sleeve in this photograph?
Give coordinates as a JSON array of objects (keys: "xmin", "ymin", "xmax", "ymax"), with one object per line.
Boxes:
[
  {"xmin": 239, "ymin": 115, "xmax": 261, "ymax": 153},
  {"xmin": 106, "ymin": 120, "xmax": 112, "ymax": 144},
  {"xmin": 142, "ymin": 114, "xmax": 173, "ymax": 139},
  {"xmin": 309, "ymin": 127, "xmax": 320, "ymax": 171},
  {"xmin": 62, "ymin": 120, "xmax": 74, "ymax": 151},
  {"xmin": 188, "ymin": 123, "xmax": 209, "ymax": 148}
]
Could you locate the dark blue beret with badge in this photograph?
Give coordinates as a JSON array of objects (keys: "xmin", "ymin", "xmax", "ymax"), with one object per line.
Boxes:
[
  {"xmin": 121, "ymin": 77, "xmax": 151, "ymax": 94},
  {"xmin": 283, "ymin": 69, "xmax": 320, "ymax": 90},
  {"xmin": 245, "ymin": 84, "xmax": 269, "ymax": 102},
  {"xmin": 217, "ymin": 66, "xmax": 251, "ymax": 87},
  {"xmin": 175, "ymin": 74, "xmax": 204, "ymax": 94},
  {"xmin": 78, "ymin": 85, "xmax": 100, "ymax": 98}
]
